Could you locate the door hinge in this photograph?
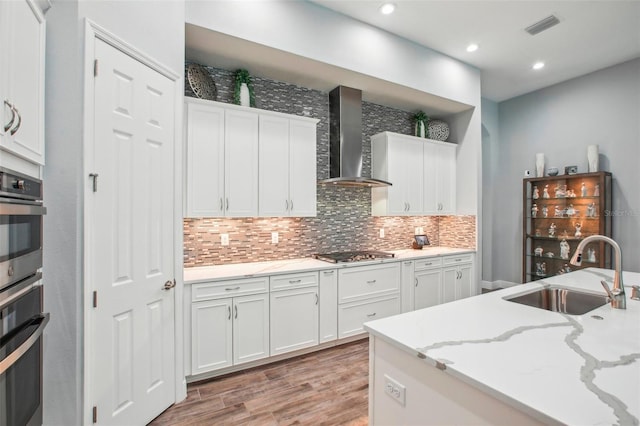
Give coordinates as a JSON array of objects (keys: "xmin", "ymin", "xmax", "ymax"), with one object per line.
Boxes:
[
  {"xmin": 94, "ymin": 59, "xmax": 98, "ymax": 77},
  {"xmin": 92, "ymin": 406, "xmax": 97, "ymax": 423},
  {"xmin": 93, "ymin": 291, "xmax": 97, "ymax": 308}
]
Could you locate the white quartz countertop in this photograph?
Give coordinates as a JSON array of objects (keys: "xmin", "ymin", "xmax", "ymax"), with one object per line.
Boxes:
[
  {"xmin": 364, "ymin": 268, "xmax": 640, "ymax": 425},
  {"xmin": 183, "ymin": 246, "xmax": 475, "ymax": 284}
]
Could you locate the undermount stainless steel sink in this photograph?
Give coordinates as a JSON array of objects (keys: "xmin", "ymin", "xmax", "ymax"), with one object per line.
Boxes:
[{"xmin": 505, "ymin": 287, "xmax": 608, "ymax": 315}]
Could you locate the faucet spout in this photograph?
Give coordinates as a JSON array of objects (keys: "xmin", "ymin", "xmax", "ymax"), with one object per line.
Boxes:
[{"xmin": 570, "ymin": 235, "xmax": 626, "ymax": 309}]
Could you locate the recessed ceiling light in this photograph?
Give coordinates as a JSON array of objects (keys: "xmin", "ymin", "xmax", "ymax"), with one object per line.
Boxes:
[
  {"xmin": 379, "ymin": 3, "xmax": 396, "ymax": 15},
  {"xmin": 532, "ymin": 62, "xmax": 545, "ymax": 70},
  {"xmin": 466, "ymin": 43, "xmax": 479, "ymax": 53}
]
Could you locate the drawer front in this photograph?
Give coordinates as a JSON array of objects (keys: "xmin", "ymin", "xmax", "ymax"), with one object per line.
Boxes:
[
  {"xmin": 413, "ymin": 257, "xmax": 442, "ymax": 271},
  {"xmin": 191, "ymin": 277, "xmax": 268, "ymax": 301},
  {"xmin": 442, "ymin": 254, "xmax": 474, "ymax": 266},
  {"xmin": 338, "ymin": 295, "xmax": 401, "ymax": 338},
  {"xmin": 270, "ymin": 272, "xmax": 318, "ymax": 291},
  {"xmin": 338, "ymin": 263, "xmax": 400, "ymax": 303}
]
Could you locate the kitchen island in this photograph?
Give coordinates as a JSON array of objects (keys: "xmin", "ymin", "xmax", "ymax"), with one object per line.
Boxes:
[{"xmin": 364, "ymin": 268, "xmax": 640, "ymax": 425}]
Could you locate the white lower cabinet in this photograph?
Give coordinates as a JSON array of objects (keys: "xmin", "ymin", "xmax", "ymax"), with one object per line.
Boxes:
[
  {"xmin": 319, "ymin": 269, "xmax": 338, "ymax": 343},
  {"xmin": 442, "ymin": 254, "xmax": 475, "ymax": 303},
  {"xmin": 338, "ymin": 295, "xmax": 401, "ymax": 338},
  {"xmin": 270, "ymin": 273, "xmax": 319, "ymax": 356},
  {"xmin": 415, "ymin": 268, "xmax": 442, "ymax": 309},
  {"xmin": 400, "ymin": 261, "xmax": 414, "ymax": 313},
  {"xmin": 190, "ymin": 279, "xmax": 269, "ymax": 375}
]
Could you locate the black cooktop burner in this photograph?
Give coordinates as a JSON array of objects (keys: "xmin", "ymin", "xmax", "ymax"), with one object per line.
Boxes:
[{"xmin": 313, "ymin": 250, "xmax": 395, "ymax": 263}]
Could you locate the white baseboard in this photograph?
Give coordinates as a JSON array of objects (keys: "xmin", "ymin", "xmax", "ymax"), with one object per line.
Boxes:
[{"xmin": 481, "ymin": 280, "xmax": 519, "ymax": 290}]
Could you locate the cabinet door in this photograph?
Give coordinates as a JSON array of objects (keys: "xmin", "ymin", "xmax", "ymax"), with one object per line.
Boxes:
[
  {"xmin": 225, "ymin": 109, "xmax": 259, "ymax": 217},
  {"xmin": 385, "ymin": 139, "xmax": 409, "ymax": 215},
  {"xmin": 423, "ymin": 142, "xmax": 439, "ymax": 214},
  {"xmin": 414, "ymin": 269, "xmax": 442, "ymax": 310},
  {"xmin": 288, "ymin": 119, "xmax": 317, "ymax": 217},
  {"xmin": 270, "ymin": 287, "xmax": 319, "ymax": 355},
  {"xmin": 404, "ymin": 138, "xmax": 424, "ymax": 214},
  {"xmin": 185, "ymin": 102, "xmax": 225, "ymax": 217},
  {"xmin": 437, "ymin": 144, "xmax": 456, "ymax": 214},
  {"xmin": 233, "ymin": 293, "xmax": 269, "ymax": 365},
  {"xmin": 1, "ymin": 0, "xmax": 45, "ymax": 164},
  {"xmin": 442, "ymin": 266, "xmax": 458, "ymax": 303},
  {"xmin": 338, "ymin": 295, "xmax": 400, "ymax": 339},
  {"xmin": 319, "ymin": 269, "xmax": 338, "ymax": 343},
  {"xmin": 258, "ymin": 114, "xmax": 289, "ymax": 216},
  {"xmin": 456, "ymin": 263, "xmax": 474, "ymax": 300},
  {"xmin": 387, "ymin": 137, "xmax": 423, "ymax": 215},
  {"xmin": 191, "ymin": 299, "xmax": 232, "ymax": 375},
  {"xmin": 400, "ymin": 261, "xmax": 414, "ymax": 313}
]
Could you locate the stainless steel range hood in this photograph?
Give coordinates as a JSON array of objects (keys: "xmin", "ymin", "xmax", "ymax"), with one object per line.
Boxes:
[{"xmin": 319, "ymin": 86, "xmax": 392, "ymax": 187}]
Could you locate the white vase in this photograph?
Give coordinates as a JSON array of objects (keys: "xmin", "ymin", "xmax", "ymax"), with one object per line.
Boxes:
[
  {"xmin": 239, "ymin": 83, "xmax": 250, "ymax": 107},
  {"xmin": 415, "ymin": 121, "xmax": 426, "ymax": 138},
  {"xmin": 587, "ymin": 144, "xmax": 599, "ymax": 172},
  {"xmin": 535, "ymin": 153, "xmax": 545, "ymax": 177}
]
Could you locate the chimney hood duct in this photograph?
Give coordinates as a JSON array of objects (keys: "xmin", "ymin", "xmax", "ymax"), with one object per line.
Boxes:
[{"xmin": 319, "ymin": 86, "xmax": 391, "ymax": 187}]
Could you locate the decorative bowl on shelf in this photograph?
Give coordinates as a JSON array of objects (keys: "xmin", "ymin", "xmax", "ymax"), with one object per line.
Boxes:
[{"xmin": 547, "ymin": 167, "xmax": 559, "ymax": 176}]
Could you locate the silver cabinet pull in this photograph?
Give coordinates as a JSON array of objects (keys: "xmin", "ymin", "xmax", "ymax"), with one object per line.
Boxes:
[
  {"xmin": 425, "ymin": 262, "xmax": 432, "ymax": 266},
  {"xmin": 290, "ymin": 199, "xmax": 293, "ymax": 211},
  {"xmin": 315, "ymin": 293, "xmax": 318, "ymax": 305},
  {"xmin": 323, "ymin": 270, "xmax": 335, "ymax": 275},
  {"xmin": 367, "ymin": 312, "xmax": 377, "ymax": 317},
  {"xmin": 219, "ymin": 198, "xmax": 223, "ymax": 211},
  {"xmin": 89, "ymin": 173, "xmax": 99, "ymax": 192},
  {"xmin": 234, "ymin": 305, "xmax": 238, "ymax": 319},
  {"xmin": 415, "ymin": 278, "xmax": 418, "ymax": 287},
  {"xmin": 367, "ymin": 279, "xmax": 376, "ymax": 284},
  {"xmin": 407, "ymin": 202, "xmax": 410, "ymax": 211},
  {"xmin": 3, "ymin": 100, "xmax": 15, "ymax": 132},
  {"xmin": 162, "ymin": 279, "xmax": 176, "ymax": 290},
  {"xmin": 404, "ymin": 261, "xmax": 412, "ymax": 265},
  {"xmin": 225, "ymin": 286, "xmax": 240, "ymax": 291},
  {"xmin": 455, "ymin": 258, "xmax": 462, "ymax": 262},
  {"xmin": 285, "ymin": 199, "xmax": 289, "ymax": 211},
  {"xmin": 228, "ymin": 306, "xmax": 231, "ymax": 320},
  {"xmin": 10, "ymin": 105, "xmax": 21, "ymax": 135},
  {"xmin": 289, "ymin": 279, "xmax": 302, "ymax": 284},
  {"xmin": 225, "ymin": 198, "xmax": 229, "ymax": 211}
]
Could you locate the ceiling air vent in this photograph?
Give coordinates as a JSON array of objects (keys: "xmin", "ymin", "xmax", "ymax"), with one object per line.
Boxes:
[{"xmin": 525, "ymin": 15, "xmax": 560, "ymax": 35}]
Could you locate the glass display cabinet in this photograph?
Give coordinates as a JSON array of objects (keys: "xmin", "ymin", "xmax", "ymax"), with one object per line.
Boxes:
[{"xmin": 523, "ymin": 172, "xmax": 612, "ymax": 283}]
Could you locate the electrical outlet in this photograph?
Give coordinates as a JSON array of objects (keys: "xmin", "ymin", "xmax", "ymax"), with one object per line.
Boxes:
[
  {"xmin": 418, "ymin": 227, "xmax": 424, "ymax": 234},
  {"xmin": 379, "ymin": 228, "xmax": 385, "ymax": 238},
  {"xmin": 414, "ymin": 227, "xmax": 420, "ymax": 235},
  {"xmin": 271, "ymin": 232, "xmax": 279, "ymax": 244},
  {"xmin": 384, "ymin": 374, "xmax": 406, "ymax": 406},
  {"xmin": 220, "ymin": 233, "xmax": 229, "ymax": 246}
]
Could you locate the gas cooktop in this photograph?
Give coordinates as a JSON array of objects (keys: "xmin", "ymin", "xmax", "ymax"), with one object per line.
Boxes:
[{"xmin": 313, "ymin": 250, "xmax": 395, "ymax": 263}]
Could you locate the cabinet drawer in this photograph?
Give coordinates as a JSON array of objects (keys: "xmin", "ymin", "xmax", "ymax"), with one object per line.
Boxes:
[
  {"xmin": 338, "ymin": 295, "xmax": 401, "ymax": 338},
  {"xmin": 270, "ymin": 272, "xmax": 318, "ymax": 291},
  {"xmin": 414, "ymin": 257, "xmax": 442, "ymax": 271},
  {"xmin": 442, "ymin": 254, "xmax": 474, "ymax": 266},
  {"xmin": 191, "ymin": 277, "xmax": 268, "ymax": 301},
  {"xmin": 338, "ymin": 263, "xmax": 400, "ymax": 303}
]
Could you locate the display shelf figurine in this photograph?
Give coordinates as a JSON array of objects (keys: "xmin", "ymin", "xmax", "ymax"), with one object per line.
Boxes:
[
  {"xmin": 532, "ymin": 186, "xmax": 539, "ymax": 200},
  {"xmin": 535, "ymin": 228, "xmax": 542, "ymax": 237},
  {"xmin": 560, "ymin": 239, "xmax": 570, "ymax": 260},
  {"xmin": 542, "ymin": 206, "xmax": 548, "ymax": 218},
  {"xmin": 555, "ymin": 184, "xmax": 566, "ymax": 198},
  {"xmin": 535, "ymin": 262, "xmax": 547, "ymax": 276},
  {"xmin": 546, "ymin": 252, "xmax": 555, "ymax": 258},
  {"xmin": 567, "ymin": 189, "xmax": 576, "ymax": 198},
  {"xmin": 581, "ymin": 182, "xmax": 588, "ymax": 197},
  {"xmin": 548, "ymin": 223, "xmax": 557, "ymax": 237},
  {"xmin": 587, "ymin": 248, "xmax": 597, "ymax": 263},
  {"xmin": 543, "ymin": 185, "xmax": 550, "ymax": 199},
  {"xmin": 574, "ymin": 222, "xmax": 582, "ymax": 238},
  {"xmin": 554, "ymin": 205, "xmax": 563, "ymax": 217},
  {"xmin": 594, "ymin": 184, "xmax": 600, "ymax": 197},
  {"xmin": 531, "ymin": 203, "xmax": 538, "ymax": 218},
  {"xmin": 534, "ymin": 246, "xmax": 544, "ymax": 256},
  {"xmin": 566, "ymin": 204, "xmax": 576, "ymax": 217},
  {"xmin": 586, "ymin": 202, "xmax": 597, "ymax": 218}
]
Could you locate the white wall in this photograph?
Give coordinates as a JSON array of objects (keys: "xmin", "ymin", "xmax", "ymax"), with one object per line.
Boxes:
[
  {"xmin": 481, "ymin": 98, "xmax": 499, "ymax": 283},
  {"xmin": 43, "ymin": 2, "xmax": 184, "ymax": 424},
  {"xmin": 489, "ymin": 58, "xmax": 640, "ymax": 283}
]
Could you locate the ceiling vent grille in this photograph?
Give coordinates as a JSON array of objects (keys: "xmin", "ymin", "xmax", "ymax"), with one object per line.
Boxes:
[{"xmin": 525, "ymin": 15, "xmax": 560, "ymax": 35}]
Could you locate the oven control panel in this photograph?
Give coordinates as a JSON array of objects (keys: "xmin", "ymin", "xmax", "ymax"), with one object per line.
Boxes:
[{"xmin": 0, "ymin": 167, "xmax": 41, "ymax": 201}]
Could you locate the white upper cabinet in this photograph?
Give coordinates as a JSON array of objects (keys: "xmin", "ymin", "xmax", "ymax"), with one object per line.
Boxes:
[
  {"xmin": 0, "ymin": 0, "xmax": 45, "ymax": 165},
  {"xmin": 185, "ymin": 97, "xmax": 317, "ymax": 218},
  {"xmin": 372, "ymin": 131, "xmax": 456, "ymax": 216},
  {"xmin": 424, "ymin": 142, "xmax": 456, "ymax": 214},
  {"xmin": 258, "ymin": 115, "xmax": 317, "ymax": 217}
]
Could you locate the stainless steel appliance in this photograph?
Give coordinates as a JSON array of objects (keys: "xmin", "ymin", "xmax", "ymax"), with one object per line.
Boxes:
[
  {"xmin": 313, "ymin": 250, "xmax": 395, "ymax": 263},
  {"xmin": 0, "ymin": 167, "xmax": 47, "ymax": 426},
  {"xmin": 0, "ymin": 167, "xmax": 45, "ymax": 292}
]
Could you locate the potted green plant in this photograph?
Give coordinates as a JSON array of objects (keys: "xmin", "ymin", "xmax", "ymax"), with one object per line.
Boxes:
[
  {"xmin": 413, "ymin": 111, "xmax": 429, "ymax": 138},
  {"xmin": 233, "ymin": 69, "xmax": 256, "ymax": 107}
]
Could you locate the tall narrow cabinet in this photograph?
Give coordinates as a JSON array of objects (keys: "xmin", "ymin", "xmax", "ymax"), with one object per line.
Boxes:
[{"xmin": 522, "ymin": 172, "xmax": 612, "ymax": 283}]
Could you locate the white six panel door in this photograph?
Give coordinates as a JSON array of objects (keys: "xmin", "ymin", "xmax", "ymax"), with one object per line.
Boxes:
[{"xmin": 90, "ymin": 38, "xmax": 175, "ymax": 425}]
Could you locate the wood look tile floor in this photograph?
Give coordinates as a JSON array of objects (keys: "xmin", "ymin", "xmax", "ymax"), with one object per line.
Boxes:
[{"xmin": 150, "ymin": 339, "xmax": 369, "ymax": 426}]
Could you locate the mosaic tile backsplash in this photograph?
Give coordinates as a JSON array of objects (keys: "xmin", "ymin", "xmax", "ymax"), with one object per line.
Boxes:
[{"xmin": 184, "ymin": 64, "xmax": 476, "ymax": 267}]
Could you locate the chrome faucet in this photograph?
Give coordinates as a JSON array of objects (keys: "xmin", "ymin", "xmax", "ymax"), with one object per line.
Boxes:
[{"xmin": 570, "ymin": 235, "xmax": 626, "ymax": 310}]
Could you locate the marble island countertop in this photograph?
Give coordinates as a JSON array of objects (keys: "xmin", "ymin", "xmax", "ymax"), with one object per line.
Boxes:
[
  {"xmin": 184, "ymin": 246, "xmax": 475, "ymax": 284},
  {"xmin": 364, "ymin": 268, "xmax": 640, "ymax": 426}
]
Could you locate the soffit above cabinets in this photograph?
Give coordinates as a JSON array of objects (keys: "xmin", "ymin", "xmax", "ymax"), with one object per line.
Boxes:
[{"xmin": 185, "ymin": 23, "xmax": 473, "ymax": 117}]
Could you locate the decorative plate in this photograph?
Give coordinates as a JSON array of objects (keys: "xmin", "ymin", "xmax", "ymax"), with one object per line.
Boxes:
[{"xmin": 187, "ymin": 64, "xmax": 218, "ymax": 101}]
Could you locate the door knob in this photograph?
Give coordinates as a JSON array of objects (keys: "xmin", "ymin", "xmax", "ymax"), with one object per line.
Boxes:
[{"xmin": 162, "ymin": 280, "xmax": 176, "ymax": 290}]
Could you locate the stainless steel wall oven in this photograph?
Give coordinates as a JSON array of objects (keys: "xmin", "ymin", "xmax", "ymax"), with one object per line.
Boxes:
[{"xmin": 0, "ymin": 167, "xmax": 48, "ymax": 426}]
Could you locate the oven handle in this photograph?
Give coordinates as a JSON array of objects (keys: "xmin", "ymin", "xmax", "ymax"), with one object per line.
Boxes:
[
  {"xmin": 0, "ymin": 202, "xmax": 46, "ymax": 215},
  {"xmin": 0, "ymin": 273, "xmax": 41, "ymax": 310},
  {"xmin": 0, "ymin": 313, "xmax": 50, "ymax": 374}
]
